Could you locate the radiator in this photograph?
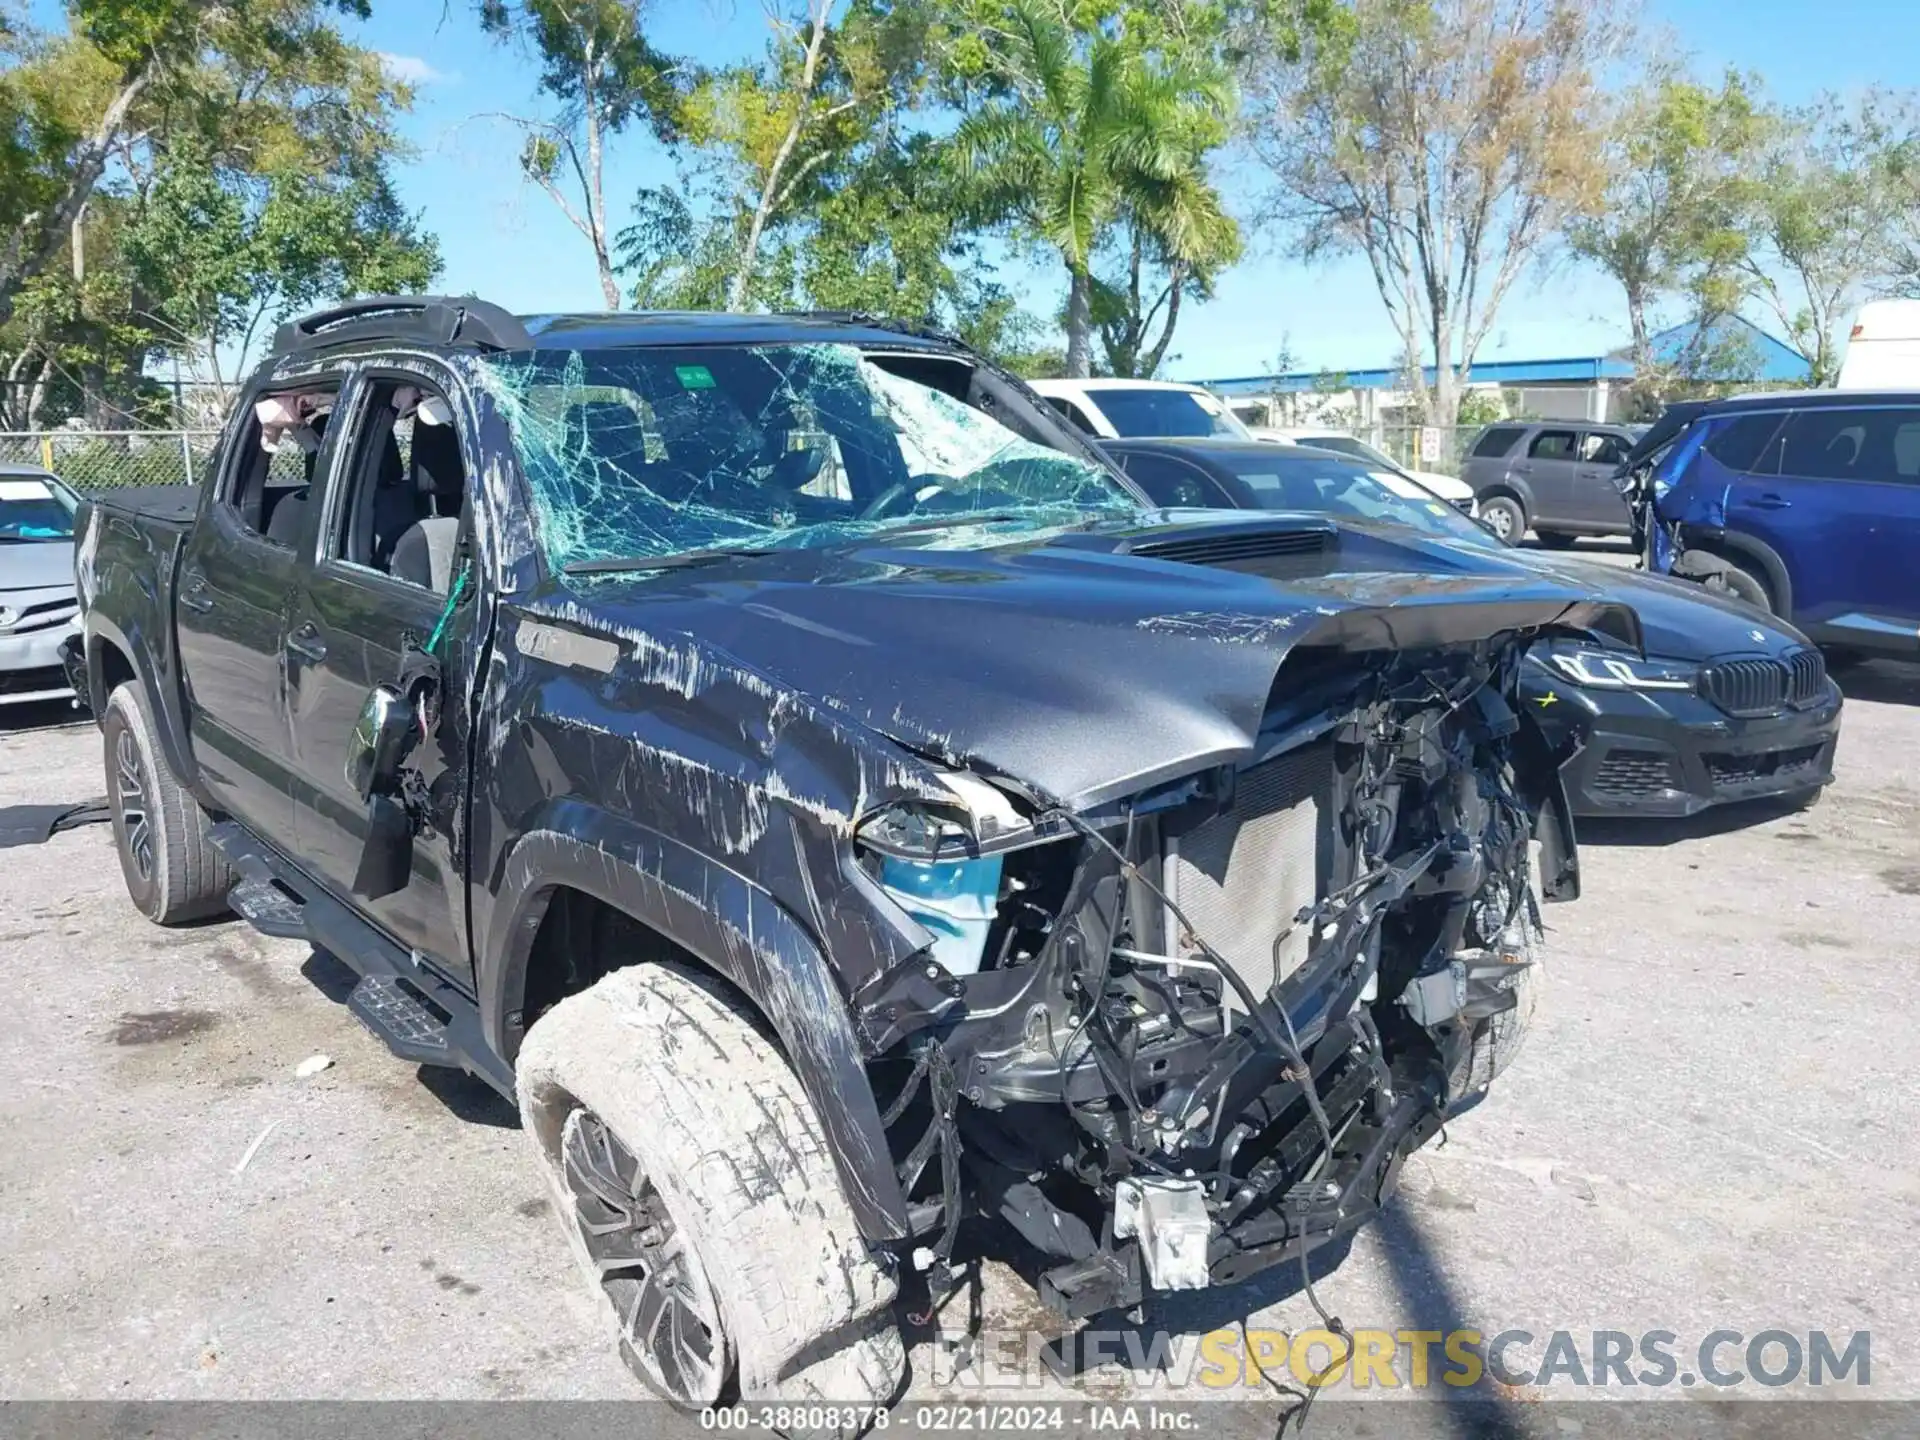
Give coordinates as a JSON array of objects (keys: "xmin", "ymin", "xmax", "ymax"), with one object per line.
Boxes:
[{"xmin": 1163, "ymin": 743, "xmax": 1333, "ymax": 1012}]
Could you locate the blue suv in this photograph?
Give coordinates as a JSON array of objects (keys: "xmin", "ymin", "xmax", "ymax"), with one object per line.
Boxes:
[{"xmin": 1627, "ymin": 391, "xmax": 1920, "ymax": 657}]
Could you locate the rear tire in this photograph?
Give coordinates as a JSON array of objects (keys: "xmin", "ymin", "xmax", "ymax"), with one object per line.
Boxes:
[
  {"xmin": 517, "ymin": 961, "xmax": 904, "ymax": 1427},
  {"xmin": 1478, "ymin": 493, "xmax": 1526, "ymax": 543},
  {"xmin": 101, "ymin": 682, "xmax": 232, "ymax": 924}
]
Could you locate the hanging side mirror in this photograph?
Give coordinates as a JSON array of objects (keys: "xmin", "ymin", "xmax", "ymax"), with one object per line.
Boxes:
[
  {"xmin": 346, "ymin": 684, "xmax": 421, "ymax": 901},
  {"xmin": 347, "ymin": 683, "xmax": 415, "ymax": 802}
]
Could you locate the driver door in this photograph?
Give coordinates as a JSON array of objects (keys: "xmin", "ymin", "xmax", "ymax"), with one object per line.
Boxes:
[{"xmin": 283, "ymin": 367, "xmax": 479, "ymax": 986}]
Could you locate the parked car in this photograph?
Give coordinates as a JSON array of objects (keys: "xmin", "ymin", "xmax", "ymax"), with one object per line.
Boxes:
[
  {"xmin": 1103, "ymin": 437, "xmax": 1842, "ymax": 819},
  {"xmin": 0, "ymin": 464, "xmax": 84, "ymax": 708},
  {"xmin": 75, "ymin": 296, "xmax": 1635, "ymax": 1412},
  {"xmin": 1028, "ymin": 376, "xmax": 1250, "ymax": 439},
  {"xmin": 1246, "ymin": 425, "xmax": 1477, "ymax": 511},
  {"xmin": 1461, "ymin": 420, "xmax": 1640, "ymax": 544},
  {"xmin": 1619, "ymin": 390, "xmax": 1920, "ymax": 659}
]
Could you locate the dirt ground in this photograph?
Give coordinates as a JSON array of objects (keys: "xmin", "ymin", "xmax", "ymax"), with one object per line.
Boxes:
[{"xmin": 3, "ymin": 653, "xmax": 1918, "ymax": 1420}]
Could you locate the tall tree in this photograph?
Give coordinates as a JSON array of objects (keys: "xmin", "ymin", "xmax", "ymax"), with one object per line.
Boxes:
[
  {"xmin": 478, "ymin": 0, "xmax": 681, "ymax": 308},
  {"xmin": 952, "ymin": 0, "xmax": 1238, "ymax": 377},
  {"xmin": 121, "ymin": 147, "xmax": 438, "ymax": 394},
  {"xmin": 1567, "ymin": 66, "xmax": 1768, "ymax": 399},
  {"xmin": 665, "ymin": 0, "xmax": 941, "ymax": 309},
  {"xmin": 1242, "ymin": 0, "xmax": 1619, "ymax": 426},
  {"xmin": 0, "ymin": 0, "xmax": 382, "ymax": 328},
  {"xmin": 1740, "ymin": 89, "xmax": 1918, "ymax": 386},
  {"xmin": 0, "ymin": 0, "xmax": 436, "ymax": 422}
]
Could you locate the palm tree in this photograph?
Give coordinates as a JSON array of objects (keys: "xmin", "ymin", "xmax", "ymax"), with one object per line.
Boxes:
[{"xmin": 954, "ymin": 1, "xmax": 1237, "ymax": 377}]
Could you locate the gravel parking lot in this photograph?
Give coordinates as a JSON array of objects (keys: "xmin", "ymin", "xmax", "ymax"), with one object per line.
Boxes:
[{"xmin": 4, "ymin": 650, "xmax": 1919, "ymax": 1421}]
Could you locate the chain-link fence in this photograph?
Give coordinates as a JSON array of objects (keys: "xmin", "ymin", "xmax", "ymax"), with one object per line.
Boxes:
[
  {"xmin": 0, "ymin": 422, "xmax": 1497, "ymax": 493},
  {"xmin": 1369, "ymin": 426, "xmax": 1486, "ymax": 477},
  {"xmin": 0, "ymin": 430, "xmax": 221, "ymax": 492}
]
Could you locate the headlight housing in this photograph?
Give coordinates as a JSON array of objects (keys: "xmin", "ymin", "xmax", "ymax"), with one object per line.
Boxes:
[
  {"xmin": 1542, "ymin": 642, "xmax": 1697, "ymax": 692},
  {"xmin": 855, "ymin": 773, "xmax": 1041, "ymax": 978}
]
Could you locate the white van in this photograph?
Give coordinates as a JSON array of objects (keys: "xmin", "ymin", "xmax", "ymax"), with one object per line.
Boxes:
[
  {"xmin": 1028, "ymin": 378, "xmax": 1251, "ymax": 440},
  {"xmin": 1837, "ymin": 300, "xmax": 1920, "ymax": 389}
]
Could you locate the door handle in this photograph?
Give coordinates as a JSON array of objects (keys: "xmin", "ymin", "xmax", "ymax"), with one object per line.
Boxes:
[
  {"xmin": 285, "ymin": 623, "xmax": 327, "ymax": 663},
  {"xmin": 1745, "ymin": 493, "xmax": 1792, "ymax": 511},
  {"xmin": 180, "ymin": 574, "xmax": 213, "ymax": 613}
]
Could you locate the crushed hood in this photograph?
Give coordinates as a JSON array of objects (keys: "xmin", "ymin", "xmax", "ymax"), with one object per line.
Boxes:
[{"xmin": 565, "ymin": 522, "xmax": 1639, "ymax": 808}]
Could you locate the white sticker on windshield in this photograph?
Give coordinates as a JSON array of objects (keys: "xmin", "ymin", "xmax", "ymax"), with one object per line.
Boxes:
[{"xmin": 0, "ymin": 479, "xmax": 53, "ymax": 500}]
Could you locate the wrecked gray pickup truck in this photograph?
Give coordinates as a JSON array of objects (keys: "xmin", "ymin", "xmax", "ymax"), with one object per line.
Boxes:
[{"xmin": 74, "ymin": 296, "xmax": 1636, "ymax": 1414}]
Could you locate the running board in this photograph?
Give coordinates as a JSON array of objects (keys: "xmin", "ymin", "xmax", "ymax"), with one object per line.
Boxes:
[
  {"xmin": 209, "ymin": 822, "xmax": 514, "ymax": 1098},
  {"xmin": 349, "ymin": 974, "xmax": 455, "ymax": 1065},
  {"xmin": 227, "ymin": 873, "xmax": 308, "ymax": 940}
]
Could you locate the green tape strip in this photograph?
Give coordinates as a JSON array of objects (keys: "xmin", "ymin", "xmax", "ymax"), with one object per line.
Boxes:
[{"xmin": 426, "ymin": 564, "xmax": 471, "ymax": 655}]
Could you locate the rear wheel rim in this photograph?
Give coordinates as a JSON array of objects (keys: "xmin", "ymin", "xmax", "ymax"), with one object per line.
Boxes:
[
  {"xmin": 561, "ymin": 1107, "xmax": 728, "ymax": 1404},
  {"xmin": 115, "ymin": 727, "xmax": 153, "ymax": 884}
]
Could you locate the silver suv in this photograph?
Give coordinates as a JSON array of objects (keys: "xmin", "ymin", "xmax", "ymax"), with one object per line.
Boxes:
[{"xmin": 1461, "ymin": 421, "xmax": 1638, "ymax": 545}]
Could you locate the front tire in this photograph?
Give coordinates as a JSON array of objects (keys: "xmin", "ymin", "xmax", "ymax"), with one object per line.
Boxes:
[
  {"xmin": 517, "ymin": 961, "xmax": 904, "ymax": 1419},
  {"xmin": 1479, "ymin": 493, "xmax": 1526, "ymax": 543},
  {"xmin": 101, "ymin": 682, "xmax": 232, "ymax": 924}
]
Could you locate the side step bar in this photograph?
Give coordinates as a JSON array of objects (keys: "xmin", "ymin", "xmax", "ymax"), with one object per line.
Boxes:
[
  {"xmin": 227, "ymin": 874, "xmax": 308, "ymax": 940},
  {"xmin": 211, "ymin": 822, "xmax": 515, "ymax": 1099}
]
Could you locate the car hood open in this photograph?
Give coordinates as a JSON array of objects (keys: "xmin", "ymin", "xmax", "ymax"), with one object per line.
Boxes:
[{"xmin": 570, "ymin": 521, "xmax": 1641, "ymax": 808}]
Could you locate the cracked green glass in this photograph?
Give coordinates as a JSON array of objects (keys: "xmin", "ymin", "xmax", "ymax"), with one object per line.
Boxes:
[{"xmin": 475, "ymin": 343, "xmax": 1141, "ymax": 579}]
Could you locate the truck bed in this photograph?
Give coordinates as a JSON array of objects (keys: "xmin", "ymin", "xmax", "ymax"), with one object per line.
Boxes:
[{"xmin": 84, "ymin": 484, "xmax": 200, "ymax": 528}]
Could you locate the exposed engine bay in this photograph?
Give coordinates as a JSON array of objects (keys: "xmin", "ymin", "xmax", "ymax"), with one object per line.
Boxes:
[{"xmin": 853, "ymin": 639, "xmax": 1559, "ymax": 1318}]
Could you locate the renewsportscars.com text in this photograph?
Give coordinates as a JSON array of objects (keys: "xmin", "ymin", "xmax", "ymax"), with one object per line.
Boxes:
[{"xmin": 928, "ymin": 1327, "xmax": 1872, "ymax": 1391}]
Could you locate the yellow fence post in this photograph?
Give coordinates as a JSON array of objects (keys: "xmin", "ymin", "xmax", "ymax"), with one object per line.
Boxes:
[{"xmin": 40, "ymin": 436, "xmax": 53, "ymax": 470}]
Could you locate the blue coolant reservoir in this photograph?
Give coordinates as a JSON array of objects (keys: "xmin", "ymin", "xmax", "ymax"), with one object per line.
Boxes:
[{"xmin": 877, "ymin": 854, "xmax": 1005, "ymax": 976}]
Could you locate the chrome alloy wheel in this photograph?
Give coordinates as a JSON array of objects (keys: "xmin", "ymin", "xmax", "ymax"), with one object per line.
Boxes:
[
  {"xmin": 560, "ymin": 1107, "xmax": 731, "ymax": 1404},
  {"xmin": 115, "ymin": 726, "xmax": 154, "ymax": 883}
]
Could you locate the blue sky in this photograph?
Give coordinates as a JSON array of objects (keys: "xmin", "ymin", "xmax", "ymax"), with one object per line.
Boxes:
[{"xmin": 73, "ymin": 0, "xmax": 1920, "ymax": 379}]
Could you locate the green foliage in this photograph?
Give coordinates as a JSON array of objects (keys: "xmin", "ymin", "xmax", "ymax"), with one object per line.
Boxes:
[
  {"xmin": 478, "ymin": 0, "xmax": 687, "ymax": 306},
  {"xmin": 1569, "ymin": 66, "xmax": 1770, "ymax": 403},
  {"xmin": 121, "ymin": 143, "xmax": 438, "ymax": 382},
  {"xmin": 1742, "ymin": 90, "xmax": 1919, "ymax": 385},
  {"xmin": 0, "ymin": 0, "xmax": 437, "ymax": 423},
  {"xmin": 609, "ymin": 0, "xmax": 1060, "ymax": 362},
  {"xmin": 478, "ymin": 0, "xmax": 679, "ymax": 134},
  {"xmin": 1453, "ymin": 388, "xmax": 1506, "ymax": 428},
  {"xmin": 951, "ymin": 0, "xmax": 1240, "ymax": 376},
  {"xmin": 1243, "ymin": 0, "xmax": 1620, "ymax": 425}
]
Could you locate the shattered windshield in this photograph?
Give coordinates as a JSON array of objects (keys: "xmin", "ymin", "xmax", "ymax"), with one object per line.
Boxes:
[{"xmin": 476, "ymin": 344, "xmax": 1141, "ymax": 575}]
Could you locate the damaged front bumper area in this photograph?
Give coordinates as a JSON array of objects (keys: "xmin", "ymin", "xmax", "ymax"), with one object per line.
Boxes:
[{"xmin": 850, "ymin": 638, "xmax": 1561, "ymax": 1318}]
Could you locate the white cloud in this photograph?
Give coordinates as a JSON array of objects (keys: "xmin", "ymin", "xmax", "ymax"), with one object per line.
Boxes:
[{"xmin": 378, "ymin": 53, "xmax": 450, "ymax": 86}]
